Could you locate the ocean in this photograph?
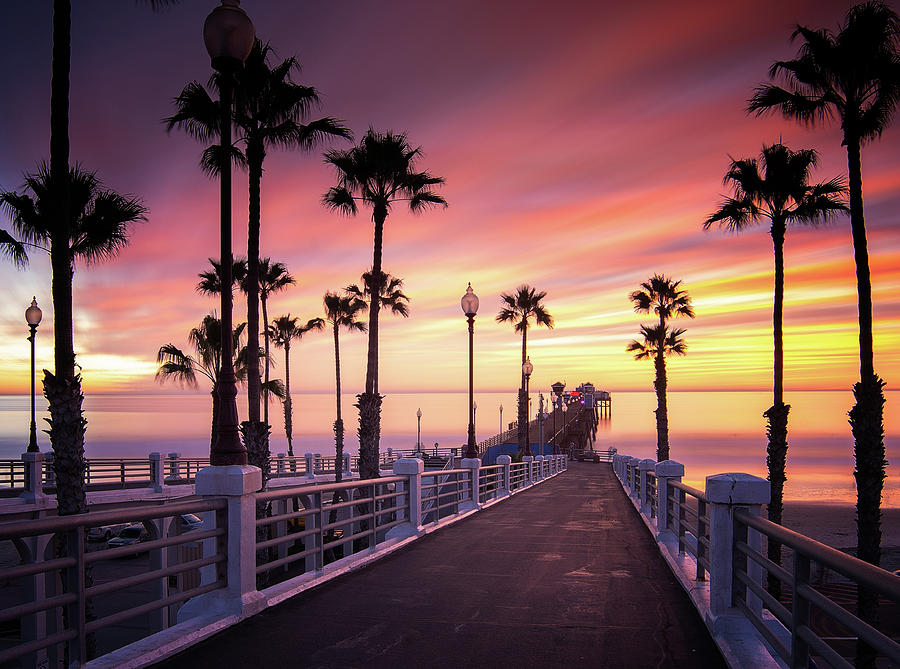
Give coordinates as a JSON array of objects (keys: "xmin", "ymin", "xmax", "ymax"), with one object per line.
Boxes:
[{"xmin": 0, "ymin": 389, "xmax": 896, "ymax": 506}]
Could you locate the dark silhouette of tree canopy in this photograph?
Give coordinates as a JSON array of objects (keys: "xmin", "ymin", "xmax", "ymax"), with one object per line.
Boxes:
[
  {"xmin": 323, "ymin": 129, "xmax": 445, "ymax": 479},
  {"xmin": 704, "ymin": 143, "xmax": 846, "ymax": 595},
  {"xmin": 1, "ymin": 164, "xmax": 145, "ymax": 516},
  {"xmin": 496, "ymin": 284, "xmax": 553, "ymax": 455},
  {"xmin": 748, "ymin": 4, "xmax": 899, "ymax": 650},
  {"xmin": 323, "ymin": 291, "xmax": 367, "ymax": 481},
  {"xmin": 628, "ymin": 275, "xmax": 694, "ymax": 462},
  {"xmin": 196, "ymin": 257, "xmax": 248, "ymax": 297},
  {"xmin": 167, "ymin": 39, "xmax": 350, "ymax": 471}
]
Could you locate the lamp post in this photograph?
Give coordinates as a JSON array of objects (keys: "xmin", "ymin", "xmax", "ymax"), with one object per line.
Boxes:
[
  {"xmin": 204, "ymin": 0, "xmax": 254, "ymax": 465},
  {"xmin": 416, "ymin": 408, "xmax": 422, "ymax": 452},
  {"xmin": 25, "ymin": 298, "xmax": 42, "ymax": 453},
  {"xmin": 521, "ymin": 356, "xmax": 533, "ymax": 456},
  {"xmin": 461, "ymin": 283, "xmax": 479, "ymax": 459},
  {"xmin": 499, "ymin": 404, "xmax": 503, "ymax": 436}
]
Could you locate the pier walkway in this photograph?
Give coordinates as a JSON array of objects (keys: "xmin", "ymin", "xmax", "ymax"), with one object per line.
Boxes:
[{"xmin": 155, "ymin": 463, "xmax": 725, "ymax": 668}]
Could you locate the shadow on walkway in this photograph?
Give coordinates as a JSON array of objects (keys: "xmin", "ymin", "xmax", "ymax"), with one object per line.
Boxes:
[{"xmin": 155, "ymin": 462, "xmax": 726, "ymax": 668}]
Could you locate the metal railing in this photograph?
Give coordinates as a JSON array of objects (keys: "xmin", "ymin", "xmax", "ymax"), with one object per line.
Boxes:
[
  {"xmin": 732, "ymin": 508, "xmax": 900, "ymax": 669},
  {"xmin": 0, "ymin": 498, "xmax": 227, "ymax": 667},
  {"xmin": 667, "ymin": 480, "xmax": 709, "ymax": 582},
  {"xmin": 422, "ymin": 469, "xmax": 468, "ymax": 524},
  {"xmin": 478, "ymin": 465, "xmax": 504, "ymax": 504}
]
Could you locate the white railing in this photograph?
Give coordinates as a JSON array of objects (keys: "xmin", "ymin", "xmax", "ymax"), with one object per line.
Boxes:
[
  {"xmin": 612, "ymin": 453, "xmax": 900, "ymax": 668},
  {"xmin": 0, "ymin": 454, "xmax": 568, "ymax": 667}
]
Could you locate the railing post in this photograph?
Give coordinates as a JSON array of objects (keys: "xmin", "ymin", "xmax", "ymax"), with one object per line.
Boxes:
[
  {"xmin": 534, "ymin": 455, "xmax": 545, "ymax": 481},
  {"xmin": 178, "ymin": 464, "xmax": 265, "ymax": 622},
  {"xmin": 304, "ymin": 453, "xmax": 315, "ymax": 480},
  {"xmin": 638, "ymin": 459, "xmax": 655, "ymax": 514},
  {"xmin": 705, "ymin": 473, "xmax": 769, "ymax": 621},
  {"xmin": 343, "ymin": 452, "xmax": 351, "ymax": 477},
  {"xmin": 276, "ymin": 453, "xmax": 286, "ymax": 475},
  {"xmin": 460, "ymin": 455, "xmax": 481, "ymax": 512},
  {"xmin": 497, "ymin": 455, "xmax": 512, "ymax": 497},
  {"xmin": 387, "ymin": 458, "xmax": 424, "ymax": 539},
  {"xmin": 654, "ymin": 460, "xmax": 684, "ymax": 543},
  {"xmin": 165, "ymin": 452, "xmax": 181, "ymax": 483},
  {"xmin": 149, "ymin": 452, "xmax": 164, "ymax": 492},
  {"xmin": 20, "ymin": 451, "xmax": 48, "ymax": 504},
  {"xmin": 44, "ymin": 452, "xmax": 55, "ymax": 486},
  {"xmin": 627, "ymin": 457, "xmax": 640, "ymax": 497},
  {"xmin": 522, "ymin": 455, "xmax": 534, "ymax": 487}
]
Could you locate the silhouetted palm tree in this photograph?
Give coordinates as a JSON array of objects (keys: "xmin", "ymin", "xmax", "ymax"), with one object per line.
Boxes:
[
  {"xmin": 496, "ymin": 285, "xmax": 554, "ymax": 455},
  {"xmin": 323, "ymin": 291, "xmax": 367, "ymax": 482},
  {"xmin": 323, "ymin": 129, "xmax": 446, "ymax": 479},
  {"xmin": 268, "ymin": 315, "xmax": 324, "ymax": 457},
  {"xmin": 155, "ymin": 315, "xmax": 248, "ymax": 450},
  {"xmin": 196, "ymin": 257, "xmax": 248, "ymax": 297},
  {"xmin": 346, "ymin": 270, "xmax": 411, "ymax": 393},
  {"xmin": 167, "ymin": 39, "xmax": 349, "ymax": 463},
  {"xmin": 748, "ymin": 5, "xmax": 899, "ymax": 649},
  {"xmin": 0, "ymin": 164, "xmax": 145, "ymax": 516},
  {"xmin": 627, "ymin": 324, "xmax": 689, "ymax": 448},
  {"xmin": 629, "ymin": 275, "xmax": 694, "ymax": 461},
  {"xmin": 253, "ymin": 258, "xmax": 295, "ymax": 425},
  {"xmin": 704, "ymin": 143, "xmax": 846, "ymax": 592}
]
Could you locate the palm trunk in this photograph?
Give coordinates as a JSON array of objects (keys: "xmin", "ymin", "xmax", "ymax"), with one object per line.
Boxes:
[
  {"xmin": 358, "ymin": 205, "xmax": 387, "ymax": 480},
  {"xmin": 844, "ymin": 134, "xmax": 886, "ymax": 669},
  {"xmin": 246, "ymin": 143, "xmax": 263, "ymax": 424},
  {"xmin": 262, "ymin": 292, "xmax": 270, "ymax": 425},
  {"xmin": 283, "ymin": 341, "xmax": 292, "ymax": 456},
  {"xmin": 210, "ymin": 384, "xmax": 219, "ymax": 451},
  {"xmin": 653, "ymin": 349, "xmax": 669, "ymax": 462},
  {"xmin": 333, "ymin": 323, "xmax": 344, "ymax": 482},
  {"xmin": 518, "ymin": 327, "xmax": 529, "ymax": 455},
  {"xmin": 765, "ymin": 223, "xmax": 790, "ymax": 598}
]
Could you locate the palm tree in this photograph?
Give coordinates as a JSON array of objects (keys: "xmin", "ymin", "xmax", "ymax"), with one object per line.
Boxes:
[
  {"xmin": 253, "ymin": 258, "xmax": 295, "ymax": 426},
  {"xmin": 323, "ymin": 292, "xmax": 367, "ymax": 482},
  {"xmin": 156, "ymin": 315, "xmax": 248, "ymax": 450},
  {"xmin": 346, "ymin": 270, "xmax": 411, "ymax": 393},
  {"xmin": 166, "ymin": 40, "xmax": 350, "ymax": 463},
  {"xmin": 0, "ymin": 164, "xmax": 145, "ymax": 516},
  {"xmin": 196, "ymin": 256, "xmax": 248, "ymax": 296},
  {"xmin": 496, "ymin": 285, "xmax": 554, "ymax": 455},
  {"xmin": 704, "ymin": 143, "xmax": 847, "ymax": 591},
  {"xmin": 629, "ymin": 275, "xmax": 694, "ymax": 461},
  {"xmin": 268, "ymin": 315, "xmax": 325, "ymax": 457},
  {"xmin": 323, "ymin": 129, "xmax": 446, "ymax": 479},
  {"xmin": 748, "ymin": 5, "xmax": 899, "ymax": 649},
  {"xmin": 627, "ymin": 324, "xmax": 689, "ymax": 451}
]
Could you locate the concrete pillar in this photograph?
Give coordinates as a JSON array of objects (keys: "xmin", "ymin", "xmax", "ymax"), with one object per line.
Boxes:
[
  {"xmin": 522, "ymin": 455, "xmax": 534, "ymax": 487},
  {"xmin": 276, "ymin": 453, "xmax": 286, "ymax": 475},
  {"xmin": 178, "ymin": 464, "xmax": 265, "ymax": 622},
  {"xmin": 20, "ymin": 451, "xmax": 48, "ymax": 503},
  {"xmin": 386, "ymin": 458, "xmax": 424, "ymax": 539},
  {"xmin": 627, "ymin": 457, "xmax": 641, "ymax": 497},
  {"xmin": 149, "ymin": 452, "xmax": 164, "ymax": 493},
  {"xmin": 460, "ymin": 458, "xmax": 481, "ymax": 511},
  {"xmin": 496, "ymin": 455, "xmax": 512, "ymax": 497},
  {"xmin": 343, "ymin": 452, "xmax": 351, "ymax": 477},
  {"xmin": 304, "ymin": 453, "xmax": 315, "ymax": 480},
  {"xmin": 654, "ymin": 460, "xmax": 684, "ymax": 541},
  {"xmin": 165, "ymin": 452, "xmax": 181, "ymax": 483},
  {"xmin": 705, "ymin": 473, "xmax": 769, "ymax": 620},
  {"xmin": 534, "ymin": 455, "xmax": 545, "ymax": 481},
  {"xmin": 638, "ymin": 459, "xmax": 655, "ymax": 514}
]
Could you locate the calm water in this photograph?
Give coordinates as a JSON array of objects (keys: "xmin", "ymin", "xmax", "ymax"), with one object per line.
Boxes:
[{"xmin": 0, "ymin": 390, "xmax": 897, "ymax": 506}]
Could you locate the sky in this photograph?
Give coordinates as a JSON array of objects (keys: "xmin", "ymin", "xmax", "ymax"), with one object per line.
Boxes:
[{"xmin": 0, "ymin": 0, "xmax": 899, "ymax": 399}]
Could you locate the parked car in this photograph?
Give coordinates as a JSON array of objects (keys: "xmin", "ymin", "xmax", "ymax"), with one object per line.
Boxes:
[
  {"xmin": 87, "ymin": 524, "xmax": 124, "ymax": 542},
  {"xmin": 107, "ymin": 524, "xmax": 150, "ymax": 549},
  {"xmin": 178, "ymin": 513, "xmax": 204, "ymax": 533}
]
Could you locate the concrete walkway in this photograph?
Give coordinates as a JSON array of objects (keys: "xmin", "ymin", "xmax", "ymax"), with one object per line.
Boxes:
[{"xmin": 155, "ymin": 463, "xmax": 726, "ymax": 668}]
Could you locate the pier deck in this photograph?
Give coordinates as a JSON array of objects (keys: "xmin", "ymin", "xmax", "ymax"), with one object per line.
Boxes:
[{"xmin": 155, "ymin": 463, "xmax": 725, "ymax": 668}]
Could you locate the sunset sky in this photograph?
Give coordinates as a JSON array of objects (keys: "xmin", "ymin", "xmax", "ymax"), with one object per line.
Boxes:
[{"xmin": 1, "ymin": 0, "xmax": 899, "ymax": 398}]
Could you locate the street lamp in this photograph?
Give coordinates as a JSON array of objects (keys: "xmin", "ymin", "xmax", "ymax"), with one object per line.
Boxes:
[
  {"xmin": 499, "ymin": 404, "xmax": 503, "ymax": 436},
  {"xmin": 416, "ymin": 408, "xmax": 422, "ymax": 452},
  {"xmin": 25, "ymin": 298, "xmax": 42, "ymax": 453},
  {"xmin": 461, "ymin": 282, "xmax": 479, "ymax": 459},
  {"xmin": 204, "ymin": 0, "xmax": 254, "ymax": 466},
  {"xmin": 521, "ymin": 356, "xmax": 533, "ymax": 456}
]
